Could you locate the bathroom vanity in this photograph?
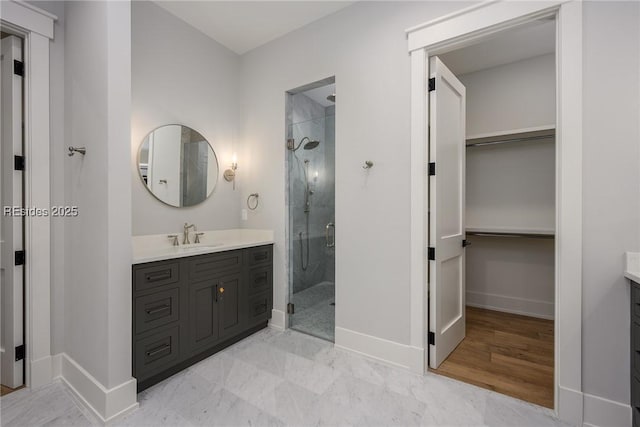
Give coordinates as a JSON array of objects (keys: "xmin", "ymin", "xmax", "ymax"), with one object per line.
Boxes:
[
  {"xmin": 626, "ymin": 253, "xmax": 640, "ymax": 427},
  {"xmin": 132, "ymin": 230, "xmax": 273, "ymax": 391}
]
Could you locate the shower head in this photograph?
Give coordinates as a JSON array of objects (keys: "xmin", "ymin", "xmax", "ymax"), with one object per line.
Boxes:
[
  {"xmin": 303, "ymin": 140, "xmax": 320, "ymax": 150},
  {"xmin": 327, "ymin": 93, "xmax": 336, "ymax": 103},
  {"xmin": 287, "ymin": 136, "xmax": 320, "ymax": 151}
]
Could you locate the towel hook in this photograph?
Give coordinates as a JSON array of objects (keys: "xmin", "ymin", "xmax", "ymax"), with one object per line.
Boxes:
[{"xmin": 68, "ymin": 146, "xmax": 86, "ymax": 157}]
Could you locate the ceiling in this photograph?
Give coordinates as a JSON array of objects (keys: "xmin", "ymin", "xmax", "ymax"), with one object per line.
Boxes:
[
  {"xmin": 439, "ymin": 19, "xmax": 555, "ymax": 75},
  {"xmin": 154, "ymin": 1, "xmax": 355, "ymax": 55}
]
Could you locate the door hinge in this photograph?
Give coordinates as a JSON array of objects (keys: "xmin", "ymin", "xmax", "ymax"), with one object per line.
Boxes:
[
  {"xmin": 428, "ymin": 332, "xmax": 435, "ymax": 346},
  {"xmin": 13, "ymin": 60, "xmax": 24, "ymax": 77},
  {"xmin": 428, "ymin": 77, "xmax": 435, "ymax": 92},
  {"xmin": 15, "ymin": 344, "xmax": 25, "ymax": 361},
  {"xmin": 428, "ymin": 162, "xmax": 435, "ymax": 176},
  {"xmin": 462, "ymin": 239, "xmax": 471, "ymax": 248},
  {"xmin": 14, "ymin": 155, "xmax": 25, "ymax": 171},
  {"xmin": 15, "ymin": 250, "xmax": 25, "ymax": 266},
  {"xmin": 428, "ymin": 247, "xmax": 435, "ymax": 261},
  {"xmin": 287, "ymin": 303, "xmax": 294, "ymax": 314}
]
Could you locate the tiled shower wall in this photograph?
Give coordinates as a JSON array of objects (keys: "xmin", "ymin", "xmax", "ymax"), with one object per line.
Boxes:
[{"xmin": 287, "ymin": 93, "xmax": 335, "ymax": 294}]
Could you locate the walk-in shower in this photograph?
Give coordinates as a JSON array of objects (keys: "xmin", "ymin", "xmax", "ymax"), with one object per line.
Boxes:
[{"xmin": 286, "ymin": 79, "xmax": 336, "ymax": 342}]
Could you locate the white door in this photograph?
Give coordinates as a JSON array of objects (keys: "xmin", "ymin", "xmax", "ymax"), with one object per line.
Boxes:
[
  {"xmin": 428, "ymin": 56, "xmax": 466, "ymax": 369},
  {"xmin": 149, "ymin": 126, "xmax": 182, "ymax": 206},
  {"xmin": 0, "ymin": 34, "xmax": 24, "ymax": 388}
]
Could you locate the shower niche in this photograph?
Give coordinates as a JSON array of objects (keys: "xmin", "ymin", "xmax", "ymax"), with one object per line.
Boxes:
[{"xmin": 286, "ymin": 78, "xmax": 336, "ymax": 342}]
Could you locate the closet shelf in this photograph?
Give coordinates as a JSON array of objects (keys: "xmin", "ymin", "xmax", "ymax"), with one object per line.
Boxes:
[
  {"xmin": 466, "ymin": 125, "xmax": 555, "ymax": 148},
  {"xmin": 466, "ymin": 227, "xmax": 555, "ymax": 239}
]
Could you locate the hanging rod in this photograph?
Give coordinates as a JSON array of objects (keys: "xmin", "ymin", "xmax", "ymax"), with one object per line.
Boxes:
[
  {"xmin": 466, "ymin": 134, "xmax": 554, "ymax": 148},
  {"xmin": 466, "ymin": 230, "xmax": 555, "ymax": 239}
]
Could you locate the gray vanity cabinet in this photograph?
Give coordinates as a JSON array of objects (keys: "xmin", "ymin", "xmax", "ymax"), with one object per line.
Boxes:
[
  {"xmin": 132, "ymin": 245, "xmax": 273, "ymax": 392},
  {"xmin": 632, "ymin": 282, "xmax": 640, "ymax": 427}
]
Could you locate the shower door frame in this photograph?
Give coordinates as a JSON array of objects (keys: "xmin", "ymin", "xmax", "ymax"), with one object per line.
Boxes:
[{"xmin": 284, "ymin": 77, "xmax": 336, "ymax": 335}]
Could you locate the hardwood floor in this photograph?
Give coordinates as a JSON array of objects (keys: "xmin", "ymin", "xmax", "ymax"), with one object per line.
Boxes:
[
  {"xmin": 1, "ymin": 384, "xmax": 24, "ymax": 397},
  {"xmin": 431, "ymin": 306, "xmax": 554, "ymax": 408}
]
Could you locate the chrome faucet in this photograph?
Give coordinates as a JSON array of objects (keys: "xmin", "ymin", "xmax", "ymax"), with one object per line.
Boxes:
[{"xmin": 183, "ymin": 223, "xmax": 196, "ymax": 245}]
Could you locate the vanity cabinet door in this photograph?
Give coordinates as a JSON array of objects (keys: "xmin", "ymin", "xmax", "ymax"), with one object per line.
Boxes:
[
  {"xmin": 218, "ymin": 272, "xmax": 245, "ymax": 340},
  {"xmin": 188, "ymin": 279, "xmax": 220, "ymax": 354}
]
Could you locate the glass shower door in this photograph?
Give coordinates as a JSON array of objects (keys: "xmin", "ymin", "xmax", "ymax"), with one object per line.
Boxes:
[{"xmin": 286, "ymin": 90, "xmax": 335, "ymax": 342}]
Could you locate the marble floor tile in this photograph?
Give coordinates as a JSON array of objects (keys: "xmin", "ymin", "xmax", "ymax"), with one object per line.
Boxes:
[
  {"xmin": 0, "ymin": 382, "xmax": 94, "ymax": 427},
  {"xmin": 282, "ymin": 351, "xmax": 341, "ymax": 394},
  {"xmin": 1, "ymin": 328, "xmax": 570, "ymax": 427}
]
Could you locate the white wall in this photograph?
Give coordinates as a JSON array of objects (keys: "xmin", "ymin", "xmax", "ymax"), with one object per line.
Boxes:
[
  {"xmin": 241, "ymin": 1, "xmax": 474, "ymax": 346},
  {"xmin": 64, "ymin": 0, "xmax": 133, "ymax": 396},
  {"xmin": 460, "ymin": 54, "xmax": 556, "ymax": 319},
  {"xmin": 582, "ymin": 0, "xmax": 640, "ymax": 419},
  {"xmin": 460, "ymin": 54, "xmax": 556, "ymax": 136},
  {"xmin": 132, "ymin": 1, "xmax": 242, "ymax": 236}
]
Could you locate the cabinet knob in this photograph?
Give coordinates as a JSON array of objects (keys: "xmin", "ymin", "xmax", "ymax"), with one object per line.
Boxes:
[{"xmin": 219, "ymin": 287, "xmax": 225, "ymax": 294}]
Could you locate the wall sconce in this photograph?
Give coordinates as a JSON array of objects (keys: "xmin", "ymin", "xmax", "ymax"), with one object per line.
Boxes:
[{"xmin": 224, "ymin": 153, "xmax": 238, "ymax": 189}]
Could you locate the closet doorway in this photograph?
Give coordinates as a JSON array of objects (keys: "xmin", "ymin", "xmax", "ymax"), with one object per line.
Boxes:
[{"xmin": 427, "ymin": 19, "xmax": 556, "ymax": 408}]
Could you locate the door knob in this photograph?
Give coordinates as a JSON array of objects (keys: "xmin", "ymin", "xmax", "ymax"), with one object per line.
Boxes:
[{"xmin": 219, "ymin": 287, "xmax": 225, "ymax": 294}]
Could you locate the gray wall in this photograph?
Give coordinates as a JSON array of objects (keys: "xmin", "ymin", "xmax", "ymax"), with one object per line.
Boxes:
[
  {"xmin": 131, "ymin": 1, "xmax": 242, "ymax": 236},
  {"xmin": 240, "ymin": 0, "xmax": 475, "ymax": 347},
  {"xmin": 63, "ymin": 0, "xmax": 132, "ymax": 388},
  {"xmin": 582, "ymin": 0, "xmax": 640, "ymax": 409}
]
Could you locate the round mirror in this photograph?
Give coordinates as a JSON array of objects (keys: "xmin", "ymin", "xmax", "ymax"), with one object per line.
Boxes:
[{"xmin": 137, "ymin": 125, "xmax": 219, "ymax": 207}]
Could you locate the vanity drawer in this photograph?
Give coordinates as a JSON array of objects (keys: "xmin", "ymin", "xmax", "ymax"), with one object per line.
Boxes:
[
  {"xmin": 135, "ymin": 288, "xmax": 179, "ymax": 335},
  {"xmin": 247, "ymin": 291, "xmax": 272, "ymax": 325},
  {"xmin": 247, "ymin": 266, "xmax": 273, "ymax": 296},
  {"xmin": 633, "ymin": 375, "xmax": 640, "ymax": 409},
  {"xmin": 246, "ymin": 245, "xmax": 272, "ymax": 267},
  {"xmin": 188, "ymin": 250, "xmax": 242, "ymax": 280},
  {"xmin": 134, "ymin": 325, "xmax": 180, "ymax": 380},
  {"xmin": 634, "ymin": 284, "xmax": 640, "ymax": 319},
  {"xmin": 134, "ymin": 262, "xmax": 180, "ymax": 292}
]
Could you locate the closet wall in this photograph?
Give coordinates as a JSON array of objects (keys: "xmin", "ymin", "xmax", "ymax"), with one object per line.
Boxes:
[{"xmin": 459, "ymin": 53, "xmax": 556, "ymax": 319}]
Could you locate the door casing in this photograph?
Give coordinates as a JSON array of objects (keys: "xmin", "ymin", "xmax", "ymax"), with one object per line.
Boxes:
[
  {"xmin": 407, "ymin": 1, "xmax": 583, "ymax": 424},
  {"xmin": 0, "ymin": 1, "xmax": 55, "ymax": 389}
]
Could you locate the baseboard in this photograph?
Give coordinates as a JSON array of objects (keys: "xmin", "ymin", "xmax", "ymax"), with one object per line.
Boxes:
[
  {"xmin": 583, "ymin": 392, "xmax": 631, "ymax": 427},
  {"xmin": 29, "ymin": 354, "xmax": 53, "ymax": 388},
  {"xmin": 335, "ymin": 327, "xmax": 419, "ymax": 371},
  {"xmin": 52, "ymin": 353, "xmax": 63, "ymax": 378},
  {"xmin": 406, "ymin": 345, "xmax": 425, "ymax": 373},
  {"xmin": 59, "ymin": 353, "xmax": 138, "ymax": 424},
  {"xmin": 466, "ymin": 290, "xmax": 554, "ymax": 319},
  {"xmin": 558, "ymin": 385, "xmax": 583, "ymax": 425},
  {"xmin": 269, "ymin": 309, "xmax": 286, "ymax": 331}
]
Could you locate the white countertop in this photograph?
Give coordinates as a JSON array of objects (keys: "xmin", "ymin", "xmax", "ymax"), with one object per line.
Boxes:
[
  {"xmin": 624, "ymin": 252, "xmax": 640, "ymax": 283},
  {"xmin": 132, "ymin": 229, "xmax": 274, "ymax": 264}
]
